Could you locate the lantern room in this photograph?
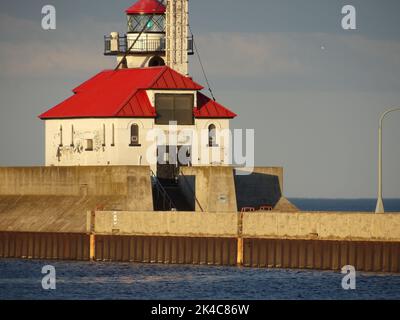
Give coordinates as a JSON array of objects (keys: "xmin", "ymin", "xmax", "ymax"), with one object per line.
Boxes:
[
  {"xmin": 104, "ymin": 0, "xmax": 193, "ymax": 70},
  {"xmin": 125, "ymin": 0, "xmax": 166, "ymax": 57},
  {"xmin": 126, "ymin": 0, "xmax": 166, "ymax": 33}
]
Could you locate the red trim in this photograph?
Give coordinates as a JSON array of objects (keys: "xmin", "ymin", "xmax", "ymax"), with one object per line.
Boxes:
[{"xmin": 126, "ymin": 0, "xmax": 166, "ymax": 14}]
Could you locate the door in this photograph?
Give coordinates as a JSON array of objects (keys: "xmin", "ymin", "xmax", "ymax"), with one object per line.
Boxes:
[{"xmin": 157, "ymin": 145, "xmax": 192, "ymax": 181}]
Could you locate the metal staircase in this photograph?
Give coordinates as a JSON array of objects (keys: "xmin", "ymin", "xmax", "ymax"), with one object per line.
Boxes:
[{"xmin": 151, "ymin": 171, "xmax": 177, "ymax": 211}]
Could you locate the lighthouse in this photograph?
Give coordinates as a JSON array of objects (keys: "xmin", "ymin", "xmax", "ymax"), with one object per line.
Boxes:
[
  {"xmin": 105, "ymin": 0, "xmax": 192, "ymax": 75},
  {"xmin": 39, "ymin": 0, "xmax": 237, "ymax": 179}
]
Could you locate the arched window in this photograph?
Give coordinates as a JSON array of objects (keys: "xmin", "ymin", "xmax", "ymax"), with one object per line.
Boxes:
[
  {"xmin": 59, "ymin": 125, "xmax": 63, "ymax": 147},
  {"xmin": 111, "ymin": 123, "xmax": 115, "ymax": 147},
  {"xmin": 149, "ymin": 56, "xmax": 165, "ymax": 67},
  {"xmin": 208, "ymin": 124, "xmax": 217, "ymax": 147},
  {"xmin": 102, "ymin": 124, "xmax": 106, "ymax": 147},
  {"xmin": 70, "ymin": 125, "xmax": 74, "ymax": 147},
  {"xmin": 130, "ymin": 124, "xmax": 140, "ymax": 146}
]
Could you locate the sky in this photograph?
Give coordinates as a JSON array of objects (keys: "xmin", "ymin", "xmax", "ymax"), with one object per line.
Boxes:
[{"xmin": 0, "ymin": 0, "xmax": 399, "ymax": 198}]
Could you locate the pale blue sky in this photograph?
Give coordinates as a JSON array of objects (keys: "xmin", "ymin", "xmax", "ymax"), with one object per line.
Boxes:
[{"xmin": 0, "ymin": 0, "xmax": 399, "ymax": 198}]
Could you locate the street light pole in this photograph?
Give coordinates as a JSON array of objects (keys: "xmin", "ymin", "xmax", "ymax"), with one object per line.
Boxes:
[{"xmin": 375, "ymin": 107, "xmax": 400, "ymax": 214}]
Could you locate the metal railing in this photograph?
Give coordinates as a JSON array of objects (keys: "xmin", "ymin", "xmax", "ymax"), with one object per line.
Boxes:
[
  {"xmin": 151, "ymin": 170, "xmax": 177, "ymax": 211},
  {"xmin": 104, "ymin": 34, "xmax": 194, "ymax": 55}
]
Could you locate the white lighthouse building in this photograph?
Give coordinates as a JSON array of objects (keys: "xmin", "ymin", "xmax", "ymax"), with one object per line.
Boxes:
[{"xmin": 39, "ymin": 0, "xmax": 237, "ymax": 179}]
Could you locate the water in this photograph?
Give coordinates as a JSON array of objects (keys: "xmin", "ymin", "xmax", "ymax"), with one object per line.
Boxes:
[
  {"xmin": 290, "ymin": 198, "xmax": 400, "ymax": 212},
  {"xmin": 0, "ymin": 260, "xmax": 399, "ymax": 300},
  {"xmin": 0, "ymin": 199, "xmax": 400, "ymax": 300}
]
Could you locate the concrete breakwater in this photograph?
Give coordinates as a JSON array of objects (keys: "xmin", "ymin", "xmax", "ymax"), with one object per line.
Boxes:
[
  {"xmin": 1, "ymin": 211, "xmax": 399, "ymax": 273},
  {"xmin": 0, "ymin": 166, "xmax": 399, "ymax": 273}
]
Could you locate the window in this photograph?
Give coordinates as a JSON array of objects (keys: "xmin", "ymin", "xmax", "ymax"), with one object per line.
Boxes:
[
  {"xmin": 208, "ymin": 124, "xmax": 218, "ymax": 147},
  {"xmin": 111, "ymin": 124, "xmax": 115, "ymax": 147},
  {"xmin": 155, "ymin": 94, "xmax": 194, "ymax": 125},
  {"xmin": 149, "ymin": 56, "xmax": 165, "ymax": 67},
  {"xmin": 102, "ymin": 124, "xmax": 106, "ymax": 147},
  {"xmin": 59, "ymin": 125, "xmax": 63, "ymax": 147},
  {"xmin": 70, "ymin": 125, "xmax": 74, "ymax": 147},
  {"xmin": 86, "ymin": 139, "xmax": 93, "ymax": 151},
  {"xmin": 127, "ymin": 14, "xmax": 165, "ymax": 33},
  {"xmin": 130, "ymin": 124, "xmax": 140, "ymax": 146}
]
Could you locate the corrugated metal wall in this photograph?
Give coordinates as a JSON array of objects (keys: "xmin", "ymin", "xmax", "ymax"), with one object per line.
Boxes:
[
  {"xmin": 0, "ymin": 232, "xmax": 89, "ymax": 261},
  {"xmin": 1, "ymin": 232, "xmax": 399, "ymax": 273},
  {"xmin": 243, "ymin": 238, "xmax": 400, "ymax": 273},
  {"xmin": 95, "ymin": 235, "xmax": 237, "ymax": 266}
]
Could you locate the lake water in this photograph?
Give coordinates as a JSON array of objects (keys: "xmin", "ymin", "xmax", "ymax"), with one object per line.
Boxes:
[
  {"xmin": 0, "ymin": 199, "xmax": 399, "ymax": 300},
  {"xmin": 290, "ymin": 198, "xmax": 400, "ymax": 212}
]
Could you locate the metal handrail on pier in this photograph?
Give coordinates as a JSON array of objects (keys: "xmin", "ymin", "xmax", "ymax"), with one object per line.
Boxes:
[{"xmin": 151, "ymin": 171, "xmax": 177, "ymax": 211}]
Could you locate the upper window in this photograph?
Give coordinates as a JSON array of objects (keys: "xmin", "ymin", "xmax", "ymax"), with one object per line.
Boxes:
[
  {"xmin": 130, "ymin": 124, "xmax": 140, "ymax": 146},
  {"xmin": 208, "ymin": 124, "xmax": 218, "ymax": 147},
  {"xmin": 149, "ymin": 56, "xmax": 165, "ymax": 67},
  {"xmin": 155, "ymin": 94, "xmax": 194, "ymax": 125},
  {"xmin": 59, "ymin": 125, "xmax": 63, "ymax": 147}
]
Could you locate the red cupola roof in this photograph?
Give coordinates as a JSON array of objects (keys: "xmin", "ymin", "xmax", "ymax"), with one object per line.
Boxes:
[{"xmin": 126, "ymin": 0, "xmax": 166, "ymax": 15}]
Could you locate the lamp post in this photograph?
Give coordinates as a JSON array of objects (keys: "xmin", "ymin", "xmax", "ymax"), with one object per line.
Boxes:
[{"xmin": 375, "ymin": 107, "xmax": 400, "ymax": 213}]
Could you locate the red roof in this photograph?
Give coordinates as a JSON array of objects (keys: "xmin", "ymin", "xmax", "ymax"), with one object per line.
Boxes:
[
  {"xmin": 39, "ymin": 66, "xmax": 202, "ymax": 119},
  {"xmin": 195, "ymin": 92, "xmax": 237, "ymax": 119},
  {"xmin": 126, "ymin": 0, "xmax": 166, "ymax": 14},
  {"xmin": 39, "ymin": 66, "xmax": 236, "ymax": 120}
]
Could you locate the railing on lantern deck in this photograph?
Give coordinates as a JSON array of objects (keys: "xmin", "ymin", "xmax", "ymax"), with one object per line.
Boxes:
[{"xmin": 104, "ymin": 35, "xmax": 194, "ymax": 55}]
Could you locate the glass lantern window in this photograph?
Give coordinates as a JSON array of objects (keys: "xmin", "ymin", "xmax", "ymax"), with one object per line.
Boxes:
[{"xmin": 128, "ymin": 14, "xmax": 165, "ymax": 33}]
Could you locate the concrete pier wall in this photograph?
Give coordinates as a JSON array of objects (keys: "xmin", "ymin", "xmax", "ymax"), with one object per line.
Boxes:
[
  {"xmin": 179, "ymin": 166, "xmax": 292, "ymax": 213},
  {"xmin": 0, "ymin": 166, "xmax": 152, "ymax": 198},
  {"xmin": 1, "ymin": 210, "xmax": 400, "ymax": 272},
  {"xmin": 243, "ymin": 212, "xmax": 400, "ymax": 241},
  {"xmin": 0, "ymin": 166, "xmax": 154, "ymax": 233},
  {"xmin": 1, "ymin": 165, "xmax": 398, "ymax": 272},
  {"xmin": 88, "ymin": 211, "xmax": 400, "ymax": 272},
  {"xmin": 94, "ymin": 211, "xmax": 239, "ymax": 237},
  {"xmin": 93, "ymin": 211, "xmax": 400, "ymax": 242},
  {"xmin": 181, "ymin": 166, "xmax": 238, "ymax": 212}
]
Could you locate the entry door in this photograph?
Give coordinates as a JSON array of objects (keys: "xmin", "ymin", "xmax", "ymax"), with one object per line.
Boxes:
[
  {"xmin": 156, "ymin": 145, "xmax": 192, "ymax": 180},
  {"xmin": 157, "ymin": 146, "xmax": 178, "ymax": 181}
]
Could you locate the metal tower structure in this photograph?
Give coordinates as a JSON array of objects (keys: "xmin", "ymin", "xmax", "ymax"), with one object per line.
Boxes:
[{"xmin": 166, "ymin": 0, "xmax": 189, "ymax": 75}]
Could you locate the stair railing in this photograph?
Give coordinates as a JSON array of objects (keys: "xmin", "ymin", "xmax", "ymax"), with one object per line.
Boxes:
[{"xmin": 151, "ymin": 170, "xmax": 177, "ymax": 211}]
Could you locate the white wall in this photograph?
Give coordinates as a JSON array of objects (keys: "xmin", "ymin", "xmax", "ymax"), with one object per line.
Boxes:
[
  {"xmin": 45, "ymin": 118, "xmax": 154, "ymax": 168},
  {"xmin": 45, "ymin": 117, "xmax": 231, "ymax": 170},
  {"xmin": 117, "ymin": 55, "xmax": 166, "ymax": 69}
]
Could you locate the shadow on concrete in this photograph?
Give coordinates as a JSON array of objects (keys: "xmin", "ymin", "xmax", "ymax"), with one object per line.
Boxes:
[
  {"xmin": 178, "ymin": 175, "xmax": 196, "ymax": 211},
  {"xmin": 234, "ymin": 172, "xmax": 282, "ymax": 210}
]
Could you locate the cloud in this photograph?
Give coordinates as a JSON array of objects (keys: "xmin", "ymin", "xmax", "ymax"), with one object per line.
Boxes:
[
  {"xmin": 0, "ymin": 13, "xmax": 117, "ymax": 78},
  {"xmin": 0, "ymin": 13, "xmax": 39, "ymax": 36},
  {"xmin": 194, "ymin": 32, "xmax": 305, "ymax": 77},
  {"xmin": 192, "ymin": 32, "xmax": 400, "ymax": 83},
  {"xmin": 1, "ymin": 10, "xmax": 400, "ymax": 88},
  {"xmin": 0, "ymin": 41, "xmax": 113, "ymax": 77}
]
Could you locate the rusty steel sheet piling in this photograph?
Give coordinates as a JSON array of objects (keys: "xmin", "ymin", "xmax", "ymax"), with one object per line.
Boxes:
[
  {"xmin": 1, "ymin": 232, "xmax": 399, "ymax": 273},
  {"xmin": 0, "ymin": 232, "xmax": 89, "ymax": 261}
]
